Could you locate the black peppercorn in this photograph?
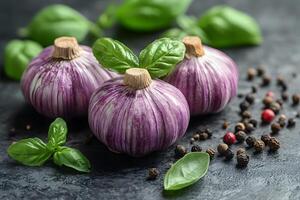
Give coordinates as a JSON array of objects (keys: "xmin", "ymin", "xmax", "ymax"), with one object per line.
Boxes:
[
  {"xmin": 175, "ymin": 145, "xmax": 187, "ymax": 158},
  {"xmin": 190, "ymin": 138, "xmax": 195, "ymax": 144},
  {"xmin": 147, "ymin": 168, "xmax": 159, "ymax": 180},
  {"xmin": 235, "ymin": 122, "xmax": 245, "ymax": 132},
  {"xmin": 292, "ymin": 94, "xmax": 300, "ymax": 105},
  {"xmin": 251, "ymin": 85, "xmax": 258, "ymax": 93},
  {"xmin": 217, "ymin": 143, "xmax": 229, "ymax": 155},
  {"xmin": 237, "ymin": 153, "xmax": 249, "ymax": 168},
  {"xmin": 296, "ymin": 112, "xmax": 300, "ymax": 118},
  {"xmin": 241, "ymin": 111, "xmax": 252, "ymax": 119},
  {"xmin": 257, "ymin": 66, "xmax": 265, "ymax": 76},
  {"xmin": 224, "ymin": 149, "xmax": 234, "ymax": 161},
  {"xmin": 249, "ymin": 119, "xmax": 258, "ymax": 128},
  {"xmin": 287, "ymin": 118, "xmax": 296, "ymax": 127},
  {"xmin": 205, "ymin": 128, "xmax": 213, "ymax": 138},
  {"xmin": 263, "ymin": 96, "xmax": 273, "ymax": 107},
  {"xmin": 191, "ymin": 145, "xmax": 202, "ymax": 152},
  {"xmin": 222, "ymin": 121, "xmax": 229, "ymax": 129},
  {"xmin": 247, "ymin": 68, "xmax": 257, "ymax": 80},
  {"xmin": 245, "ymin": 94, "xmax": 255, "ymax": 104},
  {"xmin": 245, "ymin": 122, "xmax": 255, "ymax": 133},
  {"xmin": 239, "ymin": 101, "xmax": 250, "ymax": 111},
  {"xmin": 199, "ymin": 132, "xmax": 209, "ymax": 140},
  {"xmin": 281, "ymin": 92, "xmax": 289, "ymax": 101},
  {"xmin": 271, "ymin": 122, "xmax": 281, "ymax": 134},
  {"xmin": 236, "ymin": 148, "xmax": 246, "ymax": 156},
  {"xmin": 268, "ymin": 137, "xmax": 280, "ymax": 151},
  {"xmin": 277, "ymin": 76, "xmax": 285, "ymax": 86},
  {"xmin": 235, "ymin": 131, "xmax": 247, "ymax": 143},
  {"xmin": 254, "ymin": 140, "xmax": 265, "ymax": 153},
  {"xmin": 206, "ymin": 148, "xmax": 216, "ymax": 159},
  {"xmin": 261, "ymin": 134, "xmax": 271, "ymax": 145},
  {"xmin": 246, "ymin": 136, "xmax": 256, "ymax": 147},
  {"xmin": 276, "ymin": 99, "xmax": 284, "ymax": 107},
  {"xmin": 270, "ymin": 102, "xmax": 281, "ymax": 114},
  {"xmin": 193, "ymin": 134, "xmax": 200, "ymax": 141},
  {"xmin": 261, "ymin": 75, "xmax": 271, "ymax": 86}
]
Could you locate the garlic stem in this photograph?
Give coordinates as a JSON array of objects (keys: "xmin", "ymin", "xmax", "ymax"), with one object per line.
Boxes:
[
  {"xmin": 182, "ymin": 36, "xmax": 205, "ymax": 58},
  {"xmin": 124, "ymin": 68, "xmax": 152, "ymax": 90},
  {"xmin": 52, "ymin": 37, "xmax": 81, "ymax": 59}
]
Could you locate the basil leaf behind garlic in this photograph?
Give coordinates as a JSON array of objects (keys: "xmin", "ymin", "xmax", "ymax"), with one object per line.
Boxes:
[
  {"xmin": 7, "ymin": 138, "xmax": 52, "ymax": 166},
  {"xmin": 139, "ymin": 38, "xmax": 186, "ymax": 78},
  {"xmin": 47, "ymin": 118, "xmax": 67, "ymax": 149},
  {"xmin": 92, "ymin": 38, "xmax": 139, "ymax": 74},
  {"xmin": 116, "ymin": 0, "xmax": 192, "ymax": 31},
  {"xmin": 164, "ymin": 152, "xmax": 210, "ymax": 191},
  {"xmin": 53, "ymin": 147, "xmax": 91, "ymax": 173},
  {"xmin": 198, "ymin": 5, "xmax": 263, "ymax": 48},
  {"xmin": 4, "ymin": 40, "xmax": 42, "ymax": 80},
  {"xmin": 20, "ymin": 4, "xmax": 98, "ymax": 46}
]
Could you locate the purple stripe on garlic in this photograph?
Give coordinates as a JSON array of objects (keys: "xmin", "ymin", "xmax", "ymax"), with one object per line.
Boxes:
[
  {"xmin": 165, "ymin": 36, "xmax": 238, "ymax": 115},
  {"xmin": 21, "ymin": 37, "xmax": 118, "ymax": 118},
  {"xmin": 89, "ymin": 68, "xmax": 190, "ymax": 157}
]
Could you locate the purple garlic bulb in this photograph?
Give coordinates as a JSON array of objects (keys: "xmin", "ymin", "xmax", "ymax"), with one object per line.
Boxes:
[
  {"xmin": 88, "ymin": 68, "xmax": 190, "ymax": 157},
  {"xmin": 165, "ymin": 36, "xmax": 238, "ymax": 115},
  {"xmin": 21, "ymin": 37, "xmax": 118, "ymax": 118}
]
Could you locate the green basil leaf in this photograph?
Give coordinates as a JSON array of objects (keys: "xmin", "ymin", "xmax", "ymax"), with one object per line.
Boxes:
[
  {"xmin": 161, "ymin": 28, "xmax": 188, "ymax": 40},
  {"xmin": 92, "ymin": 37, "xmax": 139, "ymax": 74},
  {"xmin": 7, "ymin": 138, "xmax": 52, "ymax": 166},
  {"xmin": 198, "ymin": 5, "xmax": 263, "ymax": 48},
  {"xmin": 139, "ymin": 38, "xmax": 185, "ymax": 78},
  {"xmin": 97, "ymin": 4, "xmax": 117, "ymax": 29},
  {"xmin": 23, "ymin": 4, "xmax": 91, "ymax": 46},
  {"xmin": 47, "ymin": 118, "xmax": 67, "ymax": 149},
  {"xmin": 53, "ymin": 147, "xmax": 91, "ymax": 173},
  {"xmin": 4, "ymin": 40, "xmax": 42, "ymax": 80},
  {"xmin": 116, "ymin": 0, "xmax": 192, "ymax": 31},
  {"xmin": 164, "ymin": 152, "xmax": 210, "ymax": 191}
]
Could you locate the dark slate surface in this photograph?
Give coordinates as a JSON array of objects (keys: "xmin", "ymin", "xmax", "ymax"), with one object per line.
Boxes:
[{"xmin": 1, "ymin": 0, "xmax": 300, "ymax": 199}]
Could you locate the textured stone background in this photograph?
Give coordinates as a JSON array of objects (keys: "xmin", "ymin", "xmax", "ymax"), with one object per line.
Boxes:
[{"xmin": 1, "ymin": 0, "xmax": 300, "ymax": 199}]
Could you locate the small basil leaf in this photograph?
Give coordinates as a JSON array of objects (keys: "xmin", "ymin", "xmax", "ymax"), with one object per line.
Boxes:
[
  {"xmin": 97, "ymin": 4, "xmax": 117, "ymax": 29},
  {"xmin": 92, "ymin": 37, "xmax": 139, "ymax": 74},
  {"xmin": 164, "ymin": 152, "xmax": 210, "ymax": 191},
  {"xmin": 53, "ymin": 147, "xmax": 91, "ymax": 173},
  {"xmin": 7, "ymin": 138, "xmax": 52, "ymax": 167},
  {"xmin": 47, "ymin": 118, "xmax": 67, "ymax": 148},
  {"xmin": 161, "ymin": 28, "xmax": 188, "ymax": 40},
  {"xmin": 4, "ymin": 40, "xmax": 42, "ymax": 80},
  {"xmin": 139, "ymin": 38, "xmax": 185, "ymax": 78},
  {"xmin": 23, "ymin": 4, "xmax": 91, "ymax": 46},
  {"xmin": 116, "ymin": 0, "xmax": 192, "ymax": 31},
  {"xmin": 198, "ymin": 5, "xmax": 263, "ymax": 48}
]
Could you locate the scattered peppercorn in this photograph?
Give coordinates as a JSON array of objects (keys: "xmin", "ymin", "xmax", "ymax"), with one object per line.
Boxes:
[
  {"xmin": 261, "ymin": 134, "xmax": 271, "ymax": 145},
  {"xmin": 199, "ymin": 132, "xmax": 209, "ymax": 140},
  {"xmin": 205, "ymin": 128, "xmax": 213, "ymax": 138},
  {"xmin": 261, "ymin": 75, "xmax": 271, "ymax": 86},
  {"xmin": 247, "ymin": 68, "xmax": 257, "ymax": 80},
  {"xmin": 287, "ymin": 118, "xmax": 296, "ymax": 127},
  {"xmin": 217, "ymin": 143, "xmax": 229, "ymax": 155},
  {"xmin": 224, "ymin": 149, "xmax": 234, "ymax": 161},
  {"xmin": 275, "ymin": 99, "xmax": 284, "ymax": 107},
  {"xmin": 245, "ymin": 94, "xmax": 255, "ymax": 104},
  {"xmin": 223, "ymin": 132, "xmax": 236, "ymax": 145},
  {"xmin": 235, "ymin": 131, "xmax": 247, "ymax": 143},
  {"xmin": 269, "ymin": 102, "xmax": 281, "ymax": 114},
  {"xmin": 206, "ymin": 148, "xmax": 216, "ymax": 159},
  {"xmin": 222, "ymin": 121, "xmax": 229, "ymax": 129},
  {"xmin": 190, "ymin": 138, "xmax": 195, "ymax": 144},
  {"xmin": 263, "ymin": 96, "xmax": 273, "ymax": 107},
  {"xmin": 237, "ymin": 153, "xmax": 249, "ymax": 168},
  {"xmin": 281, "ymin": 92, "xmax": 289, "ymax": 101},
  {"xmin": 25, "ymin": 124, "xmax": 31, "ymax": 131},
  {"xmin": 147, "ymin": 168, "xmax": 159, "ymax": 180},
  {"xmin": 237, "ymin": 93, "xmax": 244, "ymax": 98},
  {"xmin": 278, "ymin": 115, "xmax": 287, "ymax": 128},
  {"xmin": 271, "ymin": 122, "xmax": 281, "ymax": 134},
  {"xmin": 296, "ymin": 112, "xmax": 300, "ymax": 118},
  {"xmin": 257, "ymin": 66, "xmax": 265, "ymax": 76},
  {"xmin": 245, "ymin": 122, "xmax": 255, "ymax": 133},
  {"xmin": 292, "ymin": 94, "xmax": 300, "ymax": 105},
  {"xmin": 249, "ymin": 119, "xmax": 258, "ymax": 128},
  {"xmin": 191, "ymin": 145, "xmax": 202, "ymax": 152},
  {"xmin": 261, "ymin": 109, "xmax": 275, "ymax": 123},
  {"xmin": 246, "ymin": 136, "xmax": 256, "ymax": 147},
  {"xmin": 235, "ymin": 122, "xmax": 245, "ymax": 132},
  {"xmin": 268, "ymin": 137, "xmax": 280, "ymax": 151},
  {"xmin": 239, "ymin": 101, "xmax": 250, "ymax": 111},
  {"xmin": 175, "ymin": 145, "xmax": 187, "ymax": 158},
  {"xmin": 251, "ymin": 85, "xmax": 258, "ymax": 93},
  {"xmin": 266, "ymin": 91, "xmax": 274, "ymax": 98},
  {"xmin": 193, "ymin": 134, "xmax": 200, "ymax": 141},
  {"xmin": 241, "ymin": 111, "xmax": 252, "ymax": 119},
  {"xmin": 236, "ymin": 148, "xmax": 246, "ymax": 156},
  {"xmin": 277, "ymin": 76, "xmax": 285, "ymax": 86},
  {"xmin": 254, "ymin": 140, "xmax": 265, "ymax": 153}
]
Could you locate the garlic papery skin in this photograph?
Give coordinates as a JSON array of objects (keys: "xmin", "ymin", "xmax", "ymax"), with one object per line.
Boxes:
[
  {"xmin": 165, "ymin": 36, "xmax": 238, "ymax": 115},
  {"xmin": 21, "ymin": 37, "xmax": 118, "ymax": 118},
  {"xmin": 88, "ymin": 68, "xmax": 190, "ymax": 157}
]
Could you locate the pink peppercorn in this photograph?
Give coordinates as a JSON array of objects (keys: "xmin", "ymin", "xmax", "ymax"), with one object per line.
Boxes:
[
  {"xmin": 261, "ymin": 109, "xmax": 275, "ymax": 123},
  {"xmin": 266, "ymin": 91, "xmax": 274, "ymax": 97},
  {"xmin": 223, "ymin": 132, "xmax": 236, "ymax": 145}
]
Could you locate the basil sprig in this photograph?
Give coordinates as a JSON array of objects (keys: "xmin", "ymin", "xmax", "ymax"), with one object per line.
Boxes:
[
  {"xmin": 7, "ymin": 118, "xmax": 91, "ymax": 173},
  {"xmin": 92, "ymin": 37, "xmax": 185, "ymax": 78},
  {"xmin": 163, "ymin": 5, "xmax": 263, "ymax": 48},
  {"xmin": 164, "ymin": 152, "xmax": 210, "ymax": 191}
]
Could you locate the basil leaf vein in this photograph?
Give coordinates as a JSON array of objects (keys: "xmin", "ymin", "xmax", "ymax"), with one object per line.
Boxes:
[{"xmin": 47, "ymin": 117, "xmax": 67, "ymax": 149}]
